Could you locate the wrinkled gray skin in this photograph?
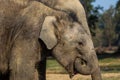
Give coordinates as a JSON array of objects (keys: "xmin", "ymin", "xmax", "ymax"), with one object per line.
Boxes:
[
  {"xmin": 0, "ymin": 0, "xmax": 78, "ymax": 80},
  {"xmin": 38, "ymin": 0, "xmax": 102, "ymax": 80},
  {"xmin": 39, "ymin": 16, "xmax": 102, "ymax": 80},
  {"xmin": 0, "ymin": 0, "xmax": 101, "ymax": 80},
  {"xmin": 39, "ymin": 0, "xmax": 91, "ymax": 36}
]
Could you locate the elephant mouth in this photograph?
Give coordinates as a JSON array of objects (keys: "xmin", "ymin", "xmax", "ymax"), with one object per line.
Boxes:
[
  {"xmin": 69, "ymin": 58, "xmax": 80, "ymax": 78},
  {"xmin": 73, "ymin": 65, "xmax": 79, "ymax": 75},
  {"xmin": 69, "ymin": 67, "xmax": 78, "ymax": 78}
]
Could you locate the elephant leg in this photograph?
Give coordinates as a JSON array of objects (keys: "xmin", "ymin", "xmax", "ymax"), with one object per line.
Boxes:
[
  {"xmin": 9, "ymin": 38, "xmax": 40, "ymax": 80},
  {"xmin": 36, "ymin": 57, "xmax": 46, "ymax": 80},
  {"xmin": 90, "ymin": 55, "xmax": 102, "ymax": 80},
  {"xmin": 36, "ymin": 39, "xmax": 48, "ymax": 80},
  {"xmin": 0, "ymin": 71, "xmax": 10, "ymax": 80}
]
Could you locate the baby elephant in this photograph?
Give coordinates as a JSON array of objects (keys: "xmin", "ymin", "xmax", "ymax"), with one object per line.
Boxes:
[{"xmin": 39, "ymin": 16, "xmax": 102, "ymax": 80}]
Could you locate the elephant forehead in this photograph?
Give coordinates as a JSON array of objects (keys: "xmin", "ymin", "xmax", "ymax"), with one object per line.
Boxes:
[
  {"xmin": 64, "ymin": 26, "xmax": 79, "ymax": 41},
  {"xmin": 63, "ymin": 22, "xmax": 86, "ymax": 41}
]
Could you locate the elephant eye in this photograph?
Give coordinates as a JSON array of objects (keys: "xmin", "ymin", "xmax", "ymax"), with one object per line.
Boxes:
[
  {"xmin": 78, "ymin": 39, "xmax": 86, "ymax": 46},
  {"xmin": 78, "ymin": 42, "xmax": 84, "ymax": 46}
]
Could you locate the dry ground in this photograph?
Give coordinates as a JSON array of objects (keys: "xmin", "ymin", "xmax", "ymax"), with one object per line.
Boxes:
[
  {"xmin": 46, "ymin": 55, "xmax": 120, "ymax": 80},
  {"xmin": 46, "ymin": 73, "xmax": 120, "ymax": 80}
]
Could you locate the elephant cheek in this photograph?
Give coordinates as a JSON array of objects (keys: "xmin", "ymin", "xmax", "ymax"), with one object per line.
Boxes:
[
  {"xmin": 65, "ymin": 62, "xmax": 75, "ymax": 78},
  {"xmin": 52, "ymin": 46, "xmax": 76, "ymax": 78}
]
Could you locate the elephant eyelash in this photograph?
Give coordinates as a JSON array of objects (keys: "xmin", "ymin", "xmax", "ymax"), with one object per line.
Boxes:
[
  {"xmin": 78, "ymin": 42, "xmax": 84, "ymax": 46},
  {"xmin": 69, "ymin": 12, "xmax": 78, "ymax": 22},
  {"xmin": 75, "ymin": 47, "xmax": 83, "ymax": 56},
  {"xmin": 78, "ymin": 38, "xmax": 86, "ymax": 46},
  {"xmin": 81, "ymin": 59, "xmax": 87, "ymax": 65}
]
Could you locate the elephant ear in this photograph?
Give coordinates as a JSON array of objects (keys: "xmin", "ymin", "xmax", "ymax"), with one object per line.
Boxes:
[{"xmin": 39, "ymin": 16, "xmax": 57, "ymax": 49}]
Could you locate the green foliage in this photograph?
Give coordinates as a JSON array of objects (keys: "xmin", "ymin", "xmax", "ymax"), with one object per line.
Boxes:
[
  {"xmin": 80, "ymin": 0, "xmax": 103, "ymax": 36},
  {"xmin": 80, "ymin": 0, "xmax": 119, "ymax": 48},
  {"xmin": 115, "ymin": 0, "xmax": 120, "ymax": 46},
  {"xmin": 92, "ymin": 1, "xmax": 120, "ymax": 47},
  {"xmin": 115, "ymin": 0, "xmax": 120, "ymax": 22},
  {"xmin": 80, "ymin": 0, "xmax": 95, "ymax": 14},
  {"xmin": 93, "ymin": 26, "xmax": 104, "ymax": 47},
  {"xmin": 101, "ymin": 6, "xmax": 118, "ymax": 46},
  {"xmin": 46, "ymin": 59, "xmax": 67, "ymax": 73}
]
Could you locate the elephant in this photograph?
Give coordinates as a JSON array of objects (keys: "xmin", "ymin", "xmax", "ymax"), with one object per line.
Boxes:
[
  {"xmin": 38, "ymin": 0, "xmax": 102, "ymax": 79},
  {"xmin": 0, "ymin": 0, "xmax": 102, "ymax": 80},
  {"xmin": 38, "ymin": 16, "xmax": 102, "ymax": 80},
  {"xmin": 0, "ymin": 0, "xmax": 74, "ymax": 80}
]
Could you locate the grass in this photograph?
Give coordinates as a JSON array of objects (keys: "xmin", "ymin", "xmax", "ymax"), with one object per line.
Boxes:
[
  {"xmin": 46, "ymin": 59, "xmax": 67, "ymax": 73},
  {"xmin": 47, "ymin": 73, "xmax": 120, "ymax": 80},
  {"xmin": 46, "ymin": 54, "xmax": 120, "ymax": 73},
  {"xmin": 46, "ymin": 54, "xmax": 120, "ymax": 80},
  {"xmin": 98, "ymin": 54, "xmax": 120, "ymax": 73}
]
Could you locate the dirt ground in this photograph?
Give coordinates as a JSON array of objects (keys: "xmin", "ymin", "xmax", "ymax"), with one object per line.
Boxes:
[{"xmin": 46, "ymin": 73, "xmax": 120, "ymax": 80}]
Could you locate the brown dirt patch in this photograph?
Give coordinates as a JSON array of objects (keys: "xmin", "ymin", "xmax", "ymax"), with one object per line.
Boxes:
[{"xmin": 46, "ymin": 73, "xmax": 120, "ymax": 80}]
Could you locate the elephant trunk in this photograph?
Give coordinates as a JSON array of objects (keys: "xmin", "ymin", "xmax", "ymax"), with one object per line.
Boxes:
[
  {"xmin": 90, "ymin": 53, "xmax": 102, "ymax": 80},
  {"xmin": 75, "ymin": 52, "xmax": 102, "ymax": 80},
  {"xmin": 74, "ymin": 57, "xmax": 92, "ymax": 75},
  {"xmin": 91, "ymin": 68, "xmax": 102, "ymax": 80}
]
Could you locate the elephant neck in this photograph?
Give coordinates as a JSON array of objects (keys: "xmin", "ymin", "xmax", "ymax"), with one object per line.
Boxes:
[
  {"xmin": 39, "ymin": 0, "xmax": 57, "ymax": 8},
  {"xmin": 8, "ymin": 0, "xmax": 30, "ymax": 6}
]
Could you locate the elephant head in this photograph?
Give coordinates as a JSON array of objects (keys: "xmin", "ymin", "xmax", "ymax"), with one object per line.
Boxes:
[
  {"xmin": 39, "ymin": 16, "xmax": 102, "ymax": 80},
  {"xmin": 39, "ymin": 0, "xmax": 91, "ymax": 35}
]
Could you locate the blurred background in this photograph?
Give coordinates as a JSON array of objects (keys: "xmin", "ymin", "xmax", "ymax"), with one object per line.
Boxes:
[{"xmin": 46, "ymin": 0, "xmax": 120, "ymax": 80}]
